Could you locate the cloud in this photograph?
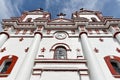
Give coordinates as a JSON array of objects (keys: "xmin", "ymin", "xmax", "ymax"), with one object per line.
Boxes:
[
  {"xmin": 61, "ymin": 0, "xmax": 108, "ymax": 18},
  {"xmin": 117, "ymin": 0, "xmax": 120, "ymax": 2},
  {"xmin": 116, "ymin": 0, "xmax": 120, "ymax": 6},
  {"xmin": 0, "ymin": 0, "xmax": 24, "ymax": 31},
  {"xmin": 45, "ymin": 0, "xmax": 108, "ymax": 18},
  {"xmin": 45, "ymin": 0, "xmax": 61, "ymax": 10}
]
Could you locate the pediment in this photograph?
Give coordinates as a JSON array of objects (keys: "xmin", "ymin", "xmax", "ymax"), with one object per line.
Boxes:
[
  {"xmin": 78, "ymin": 10, "xmax": 101, "ymax": 15},
  {"xmin": 48, "ymin": 18, "xmax": 74, "ymax": 23}
]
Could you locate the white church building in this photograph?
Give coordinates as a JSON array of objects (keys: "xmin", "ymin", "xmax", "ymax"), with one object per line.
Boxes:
[{"xmin": 0, "ymin": 8, "xmax": 120, "ymax": 80}]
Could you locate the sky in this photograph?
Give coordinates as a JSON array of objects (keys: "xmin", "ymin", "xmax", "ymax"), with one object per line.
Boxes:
[{"xmin": 0, "ymin": 0, "xmax": 120, "ymax": 30}]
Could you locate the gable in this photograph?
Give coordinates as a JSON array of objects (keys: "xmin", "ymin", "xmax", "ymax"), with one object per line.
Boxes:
[{"xmin": 48, "ymin": 18, "xmax": 74, "ymax": 25}]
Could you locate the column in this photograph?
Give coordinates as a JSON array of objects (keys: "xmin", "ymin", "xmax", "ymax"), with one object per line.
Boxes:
[
  {"xmin": 0, "ymin": 32, "xmax": 9, "ymax": 48},
  {"xmin": 15, "ymin": 32, "xmax": 42, "ymax": 80},
  {"xmin": 109, "ymin": 26, "xmax": 120, "ymax": 43},
  {"xmin": 78, "ymin": 27, "xmax": 105, "ymax": 80}
]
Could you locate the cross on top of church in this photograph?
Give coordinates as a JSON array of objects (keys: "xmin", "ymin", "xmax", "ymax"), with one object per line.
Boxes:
[{"xmin": 57, "ymin": 13, "xmax": 66, "ymax": 18}]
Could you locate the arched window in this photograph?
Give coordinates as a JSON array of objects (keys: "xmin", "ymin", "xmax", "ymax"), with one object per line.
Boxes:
[
  {"xmin": 0, "ymin": 60, "xmax": 12, "ymax": 73},
  {"xmin": 104, "ymin": 56, "xmax": 120, "ymax": 78},
  {"xmin": 110, "ymin": 60, "xmax": 120, "ymax": 74},
  {"xmin": 54, "ymin": 46, "xmax": 67, "ymax": 59},
  {"xmin": 0, "ymin": 55, "xmax": 18, "ymax": 77}
]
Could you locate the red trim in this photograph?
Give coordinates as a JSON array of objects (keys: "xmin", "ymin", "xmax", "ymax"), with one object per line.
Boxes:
[
  {"xmin": 79, "ymin": 32, "xmax": 87, "ymax": 37},
  {"xmin": 0, "ymin": 32, "xmax": 10, "ymax": 38},
  {"xmin": 33, "ymin": 68, "xmax": 88, "ymax": 71},
  {"xmin": 50, "ymin": 43, "xmax": 71, "ymax": 51},
  {"xmin": 30, "ymin": 30, "xmax": 34, "ymax": 35},
  {"xmin": 15, "ymin": 29, "xmax": 21, "ymax": 35},
  {"xmin": 19, "ymin": 37, "xmax": 24, "ymax": 42},
  {"xmin": 34, "ymin": 59, "xmax": 87, "ymax": 65},
  {"xmin": 32, "ymin": 69, "xmax": 88, "ymax": 75},
  {"xmin": 116, "ymin": 48, "xmax": 120, "ymax": 53},
  {"xmin": 113, "ymin": 32, "xmax": 120, "ymax": 38},
  {"xmin": 37, "ymin": 26, "xmax": 43, "ymax": 31},
  {"xmin": 35, "ymin": 61, "xmax": 86, "ymax": 64},
  {"xmin": 20, "ymin": 13, "xmax": 27, "ymax": 21},
  {"xmin": 22, "ymin": 29, "xmax": 27, "ymax": 35},
  {"xmin": 96, "ymin": 13, "xmax": 103, "ymax": 21},
  {"xmin": 87, "ymin": 29, "xmax": 93, "ymax": 34},
  {"xmin": 34, "ymin": 32, "xmax": 43, "ymax": 38},
  {"xmin": 102, "ymin": 29, "xmax": 108, "ymax": 34},
  {"xmin": 35, "ymin": 58, "xmax": 86, "ymax": 60},
  {"xmin": 47, "ymin": 30, "xmax": 51, "ymax": 34},
  {"xmin": 88, "ymin": 36, "xmax": 112, "ymax": 38},
  {"xmin": 71, "ymin": 30, "xmax": 75, "ymax": 34},
  {"xmin": 95, "ymin": 29, "xmax": 100, "ymax": 34},
  {"xmin": 104, "ymin": 56, "xmax": 120, "ymax": 78},
  {"xmin": 0, "ymin": 55, "xmax": 18, "ymax": 77}
]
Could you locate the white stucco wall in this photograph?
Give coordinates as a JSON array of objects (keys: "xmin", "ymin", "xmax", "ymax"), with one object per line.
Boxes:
[
  {"xmin": 40, "ymin": 71, "xmax": 80, "ymax": 80},
  {"xmin": 36, "ymin": 30, "xmax": 84, "ymax": 59},
  {"xmin": 0, "ymin": 38, "xmax": 33, "ymax": 80},
  {"xmin": 89, "ymin": 38, "xmax": 120, "ymax": 80}
]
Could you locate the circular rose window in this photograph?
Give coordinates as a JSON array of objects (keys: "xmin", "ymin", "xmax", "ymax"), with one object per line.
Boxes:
[{"xmin": 55, "ymin": 32, "xmax": 67, "ymax": 40}]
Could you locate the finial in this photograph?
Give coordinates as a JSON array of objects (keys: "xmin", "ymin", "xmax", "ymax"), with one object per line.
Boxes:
[
  {"xmin": 57, "ymin": 13, "xmax": 66, "ymax": 18},
  {"xmin": 37, "ymin": 8, "xmax": 43, "ymax": 12},
  {"xmin": 39, "ymin": 8, "xmax": 43, "ymax": 11},
  {"xmin": 80, "ymin": 8, "xmax": 84, "ymax": 10}
]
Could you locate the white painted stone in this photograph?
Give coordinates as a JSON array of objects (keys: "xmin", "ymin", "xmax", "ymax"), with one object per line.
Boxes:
[
  {"xmin": 80, "ymin": 33, "xmax": 105, "ymax": 80},
  {"xmin": 80, "ymin": 15, "xmax": 100, "ymax": 21},
  {"xmin": 0, "ymin": 33, "xmax": 8, "ymax": 48},
  {"xmin": 15, "ymin": 33, "xmax": 42, "ymax": 80}
]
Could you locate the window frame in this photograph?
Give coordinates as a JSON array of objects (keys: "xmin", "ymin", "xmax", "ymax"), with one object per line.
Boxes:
[
  {"xmin": 0, "ymin": 55, "xmax": 18, "ymax": 77},
  {"xmin": 104, "ymin": 56, "xmax": 120, "ymax": 78},
  {"xmin": 54, "ymin": 46, "xmax": 67, "ymax": 60}
]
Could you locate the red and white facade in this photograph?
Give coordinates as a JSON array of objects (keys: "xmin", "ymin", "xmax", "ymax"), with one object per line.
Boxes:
[{"xmin": 0, "ymin": 8, "xmax": 120, "ymax": 80}]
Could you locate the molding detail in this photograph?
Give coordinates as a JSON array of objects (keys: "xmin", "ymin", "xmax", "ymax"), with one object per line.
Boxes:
[
  {"xmin": 79, "ymin": 32, "xmax": 88, "ymax": 37},
  {"xmin": 50, "ymin": 43, "xmax": 71, "ymax": 51},
  {"xmin": 0, "ymin": 32, "xmax": 10, "ymax": 38},
  {"xmin": 104, "ymin": 56, "xmax": 120, "ymax": 78},
  {"xmin": 0, "ymin": 55, "xmax": 18, "ymax": 77},
  {"xmin": 34, "ymin": 32, "xmax": 43, "ymax": 38},
  {"xmin": 113, "ymin": 32, "xmax": 120, "ymax": 38}
]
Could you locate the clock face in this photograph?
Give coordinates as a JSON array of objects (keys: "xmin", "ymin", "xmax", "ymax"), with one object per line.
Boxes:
[{"xmin": 55, "ymin": 32, "xmax": 67, "ymax": 40}]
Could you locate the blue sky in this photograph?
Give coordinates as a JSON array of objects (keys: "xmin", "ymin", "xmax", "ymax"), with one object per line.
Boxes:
[{"xmin": 0, "ymin": 0, "xmax": 120, "ymax": 30}]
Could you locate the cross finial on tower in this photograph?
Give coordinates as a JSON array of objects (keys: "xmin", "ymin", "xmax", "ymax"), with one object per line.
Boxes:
[
  {"xmin": 80, "ymin": 8, "xmax": 84, "ymax": 10},
  {"xmin": 37, "ymin": 8, "xmax": 43, "ymax": 12},
  {"xmin": 39, "ymin": 8, "xmax": 43, "ymax": 11},
  {"xmin": 57, "ymin": 13, "xmax": 66, "ymax": 18}
]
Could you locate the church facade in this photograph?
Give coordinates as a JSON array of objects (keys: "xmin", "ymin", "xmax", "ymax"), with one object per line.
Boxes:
[{"xmin": 0, "ymin": 8, "xmax": 120, "ymax": 80}]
